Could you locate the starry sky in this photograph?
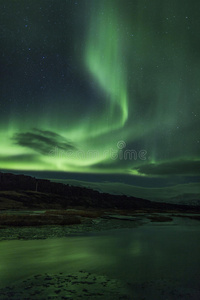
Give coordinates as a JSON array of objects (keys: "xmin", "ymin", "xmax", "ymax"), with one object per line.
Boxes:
[{"xmin": 0, "ymin": 0, "xmax": 200, "ymax": 202}]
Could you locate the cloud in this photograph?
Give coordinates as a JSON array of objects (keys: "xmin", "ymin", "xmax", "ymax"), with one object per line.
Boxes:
[
  {"xmin": 13, "ymin": 128, "xmax": 76, "ymax": 155},
  {"xmin": 135, "ymin": 159, "xmax": 200, "ymax": 176}
]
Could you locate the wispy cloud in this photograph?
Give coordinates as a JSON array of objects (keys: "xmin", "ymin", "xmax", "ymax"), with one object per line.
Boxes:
[
  {"xmin": 13, "ymin": 128, "xmax": 76, "ymax": 155},
  {"xmin": 136, "ymin": 159, "xmax": 200, "ymax": 176}
]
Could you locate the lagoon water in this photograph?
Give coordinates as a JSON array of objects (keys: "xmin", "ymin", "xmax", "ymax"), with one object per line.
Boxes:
[{"xmin": 0, "ymin": 218, "xmax": 200, "ymax": 298}]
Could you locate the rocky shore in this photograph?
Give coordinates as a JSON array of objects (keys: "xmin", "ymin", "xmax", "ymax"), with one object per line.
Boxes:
[
  {"xmin": 0, "ymin": 271, "xmax": 131, "ymax": 300},
  {"xmin": 0, "ymin": 215, "xmax": 143, "ymax": 241}
]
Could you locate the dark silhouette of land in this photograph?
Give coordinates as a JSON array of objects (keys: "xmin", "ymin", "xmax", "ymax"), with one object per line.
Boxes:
[{"xmin": 0, "ymin": 172, "xmax": 199, "ymax": 212}]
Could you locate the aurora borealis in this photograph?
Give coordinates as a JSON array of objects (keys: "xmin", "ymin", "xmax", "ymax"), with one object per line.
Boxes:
[{"xmin": 0, "ymin": 0, "xmax": 200, "ymax": 201}]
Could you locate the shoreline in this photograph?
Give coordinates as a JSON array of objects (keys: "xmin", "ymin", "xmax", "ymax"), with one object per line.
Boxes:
[
  {"xmin": 0, "ymin": 217, "xmax": 142, "ymax": 241},
  {"xmin": 1, "ymin": 210, "xmax": 200, "ymax": 241}
]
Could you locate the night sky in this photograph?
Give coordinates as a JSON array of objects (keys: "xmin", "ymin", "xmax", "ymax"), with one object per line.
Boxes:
[{"xmin": 0, "ymin": 0, "xmax": 200, "ymax": 202}]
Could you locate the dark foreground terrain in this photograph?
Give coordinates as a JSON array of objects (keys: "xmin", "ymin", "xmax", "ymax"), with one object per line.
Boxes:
[{"xmin": 0, "ymin": 172, "xmax": 200, "ymax": 299}]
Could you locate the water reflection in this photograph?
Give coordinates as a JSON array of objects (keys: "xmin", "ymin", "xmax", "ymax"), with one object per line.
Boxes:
[{"xmin": 0, "ymin": 223, "xmax": 200, "ymax": 291}]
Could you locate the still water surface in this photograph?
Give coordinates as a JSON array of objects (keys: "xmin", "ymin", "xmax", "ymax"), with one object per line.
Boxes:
[{"xmin": 0, "ymin": 220, "xmax": 200, "ymax": 293}]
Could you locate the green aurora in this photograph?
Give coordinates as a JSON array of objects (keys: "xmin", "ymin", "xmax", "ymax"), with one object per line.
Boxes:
[{"xmin": 0, "ymin": 0, "xmax": 200, "ymax": 199}]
